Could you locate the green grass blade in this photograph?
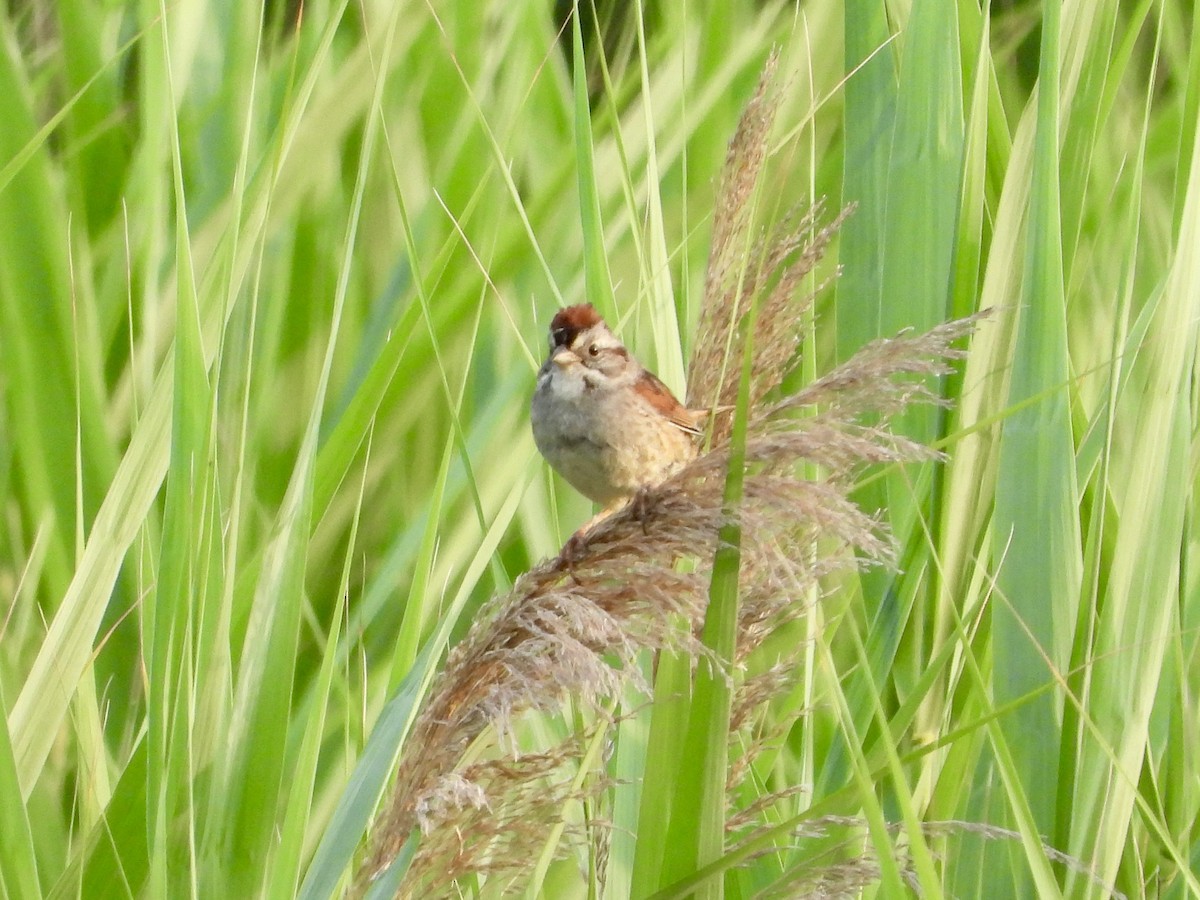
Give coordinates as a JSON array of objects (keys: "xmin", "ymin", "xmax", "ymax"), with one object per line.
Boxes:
[
  {"xmin": 573, "ymin": 1, "xmax": 616, "ymax": 321},
  {"xmin": 8, "ymin": 381, "xmax": 170, "ymax": 794},
  {"xmin": 0, "ymin": 688, "xmax": 39, "ymax": 898},
  {"xmin": 605, "ymin": 664, "xmax": 654, "ymax": 899},
  {"xmin": 629, "ymin": 644, "xmax": 693, "ymax": 895},
  {"xmin": 992, "ymin": 0, "xmax": 1080, "ymax": 852},
  {"xmin": 300, "ymin": 469, "xmax": 531, "ymax": 895},
  {"xmin": 836, "ymin": 0, "xmax": 895, "ymax": 357},
  {"xmin": 632, "ymin": 0, "xmax": 684, "ymax": 391},
  {"xmin": 264, "ymin": 516, "xmax": 352, "ymax": 900},
  {"xmin": 145, "ymin": 7, "xmax": 212, "ymax": 889},
  {"xmin": 664, "ymin": 298, "xmax": 756, "ymax": 898},
  {"xmin": 297, "ymin": 641, "xmax": 435, "ymax": 900}
]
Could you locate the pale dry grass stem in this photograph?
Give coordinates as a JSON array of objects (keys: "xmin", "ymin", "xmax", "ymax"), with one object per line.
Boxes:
[
  {"xmin": 722, "ymin": 817, "xmax": 1129, "ymax": 900},
  {"xmin": 359, "ymin": 57, "xmax": 986, "ymax": 897}
]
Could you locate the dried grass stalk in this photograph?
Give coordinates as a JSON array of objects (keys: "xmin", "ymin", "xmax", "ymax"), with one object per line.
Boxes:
[
  {"xmin": 721, "ymin": 816, "xmax": 1129, "ymax": 900},
  {"xmin": 687, "ymin": 49, "xmax": 856, "ymax": 440},
  {"xmin": 358, "ymin": 56, "xmax": 986, "ymax": 898}
]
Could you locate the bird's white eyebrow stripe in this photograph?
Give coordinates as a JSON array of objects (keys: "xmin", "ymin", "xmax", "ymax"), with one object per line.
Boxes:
[{"xmin": 570, "ymin": 331, "xmax": 623, "ymax": 351}]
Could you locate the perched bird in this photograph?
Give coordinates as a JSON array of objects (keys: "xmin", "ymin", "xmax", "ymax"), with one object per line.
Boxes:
[{"xmin": 531, "ymin": 304, "xmax": 703, "ymax": 513}]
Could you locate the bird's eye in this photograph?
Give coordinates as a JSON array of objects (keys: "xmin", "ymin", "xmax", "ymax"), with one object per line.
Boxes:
[{"xmin": 588, "ymin": 344, "xmax": 600, "ymax": 357}]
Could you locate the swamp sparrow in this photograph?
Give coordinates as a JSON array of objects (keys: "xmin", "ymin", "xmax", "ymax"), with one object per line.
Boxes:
[{"xmin": 531, "ymin": 304, "xmax": 704, "ymax": 512}]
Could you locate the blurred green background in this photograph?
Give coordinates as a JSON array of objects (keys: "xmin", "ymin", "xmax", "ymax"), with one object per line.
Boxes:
[{"xmin": 0, "ymin": 0, "xmax": 1196, "ymax": 897}]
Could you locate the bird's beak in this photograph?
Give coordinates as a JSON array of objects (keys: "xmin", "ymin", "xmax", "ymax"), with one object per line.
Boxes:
[{"xmin": 551, "ymin": 349, "xmax": 576, "ymax": 368}]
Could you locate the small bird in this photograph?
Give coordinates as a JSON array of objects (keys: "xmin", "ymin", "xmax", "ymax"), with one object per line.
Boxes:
[{"xmin": 530, "ymin": 304, "xmax": 704, "ymax": 514}]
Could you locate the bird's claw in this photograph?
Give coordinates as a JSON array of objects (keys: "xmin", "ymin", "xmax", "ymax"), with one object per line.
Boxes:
[{"xmin": 630, "ymin": 487, "xmax": 656, "ymax": 535}]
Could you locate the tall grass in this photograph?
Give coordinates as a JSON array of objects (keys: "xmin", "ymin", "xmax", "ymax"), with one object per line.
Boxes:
[{"xmin": 0, "ymin": 1, "xmax": 1195, "ymax": 898}]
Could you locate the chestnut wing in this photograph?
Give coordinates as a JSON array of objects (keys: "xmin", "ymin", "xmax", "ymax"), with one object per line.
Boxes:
[{"xmin": 633, "ymin": 370, "xmax": 704, "ymax": 436}]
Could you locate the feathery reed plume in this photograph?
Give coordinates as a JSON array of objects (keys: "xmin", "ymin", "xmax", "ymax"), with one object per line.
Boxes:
[
  {"xmin": 687, "ymin": 49, "xmax": 854, "ymax": 442},
  {"xmin": 720, "ymin": 816, "xmax": 1129, "ymax": 900},
  {"xmin": 359, "ymin": 56, "xmax": 983, "ymax": 897}
]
